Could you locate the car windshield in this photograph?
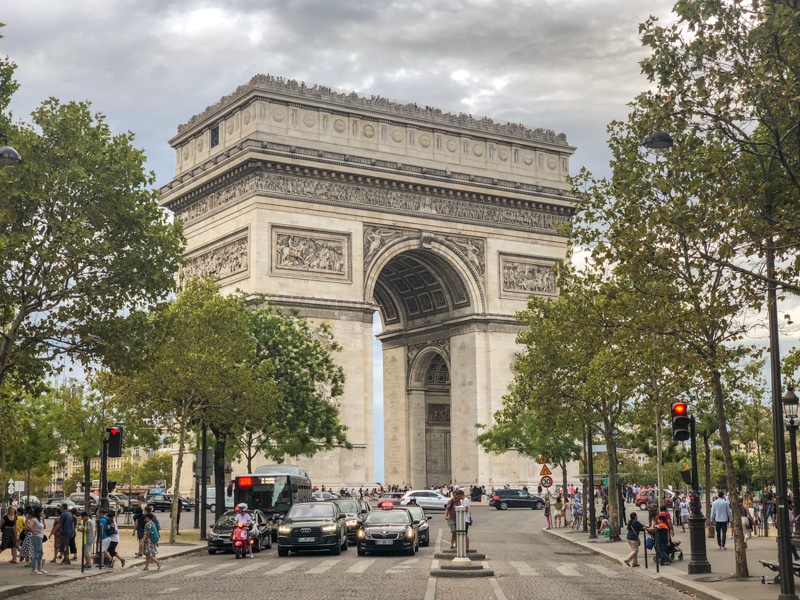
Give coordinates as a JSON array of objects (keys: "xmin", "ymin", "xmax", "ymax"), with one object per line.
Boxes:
[
  {"xmin": 365, "ymin": 511, "xmax": 410, "ymax": 525},
  {"xmin": 289, "ymin": 503, "xmax": 335, "ymax": 518},
  {"xmin": 335, "ymin": 501, "xmax": 359, "ymax": 513},
  {"xmin": 405, "ymin": 507, "xmax": 424, "ymax": 519},
  {"xmin": 214, "ymin": 511, "xmax": 237, "ymax": 528}
]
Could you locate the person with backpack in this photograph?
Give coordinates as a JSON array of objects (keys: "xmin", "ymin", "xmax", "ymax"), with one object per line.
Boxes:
[{"xmin": 142, "ymin": 513, "xmax": 161, "ymax": 571}]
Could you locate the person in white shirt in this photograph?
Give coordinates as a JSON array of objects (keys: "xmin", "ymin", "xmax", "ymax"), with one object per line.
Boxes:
[
  {"xmin": 455, "ymin": 489, "xmax": 471, "ymax": 551},
  {"xmin": 233, "ymin": 504, "xmax": 253, "ymax": 557}
]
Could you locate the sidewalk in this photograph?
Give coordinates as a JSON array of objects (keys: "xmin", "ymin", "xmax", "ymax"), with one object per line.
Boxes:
[
  {"xmin": 546, "ymin": 523, "xmax": 791, "ymax": 600},
  {"xmin": 0, "ymin": 526, "xmax": 206, "ymax": 599}
]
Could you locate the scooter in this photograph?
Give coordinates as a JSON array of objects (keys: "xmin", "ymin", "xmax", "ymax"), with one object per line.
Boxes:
[{"xmin": 232, "ymin": 522, "xmax": 253, "ymax": 559}]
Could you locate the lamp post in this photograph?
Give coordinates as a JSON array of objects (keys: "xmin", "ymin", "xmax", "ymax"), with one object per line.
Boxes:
[
  {"xmin": 0, "ymin": 131, "xmax": 21, "ymax": 166},
  {"xmin": 688, "ymin": 415, "xmax": 711, "ymax": 574},
  {"xmin": 783, "ymin": 387, "xmax": 800, "ymax": 551},
  {"xmin": 643, "ymin": 129, "xmax": 797, "ymax": 599}
]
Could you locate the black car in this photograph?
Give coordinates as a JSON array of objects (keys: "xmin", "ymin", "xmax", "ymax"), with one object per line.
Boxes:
[
  {"xmin": 331, "ymin": 498, "xmax": 367, "ymax": 545},
  {"xmin": 489, "ymin": 489, "xmax": 545, "ymax": 510},
  {"xmin": 145, "ymin": 494, "xmax": 173, "ymax": 512},
  {"xmin": 276, "ymin": 501, "xmax": 348, "ymax": 556},
  {"xmin": 43, "ymin": 499, "xmax": 77, "ymax": 518},
  {"xmin": 180, "ymin": 497, "xmax": 195, "ymax": 512},
  {"xmin": 357, "ymin": 505, "xmax": 418, "ymax": 556},
  {"xmin": 401, "ymin": 505, "xmax": 431, "ymax": 547},
  {"xmin": 207, "ymin": 509, "xmax": 272, "ymax": 554}
]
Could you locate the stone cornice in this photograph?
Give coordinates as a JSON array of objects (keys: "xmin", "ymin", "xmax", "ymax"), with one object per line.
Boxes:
[
  {"xmin": 174, "ymin": 74, "xmax": 573, "ymax": 150},
  {"xmin": 378, "ymin": 313, "xmax": 525, "ymax": 348},
  {"xmin": 164, "ymin": 162, "xmax": 573, "ymax": 237}
]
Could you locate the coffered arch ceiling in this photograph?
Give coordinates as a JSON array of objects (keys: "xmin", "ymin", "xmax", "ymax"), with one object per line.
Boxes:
[{"xmin": 372, "ymin": 250, "xmax": 471, "ymax": 327}]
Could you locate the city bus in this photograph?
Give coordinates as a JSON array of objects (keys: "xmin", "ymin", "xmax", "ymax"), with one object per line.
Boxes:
[{"xmin": 234, "ymin": 465, "xmax": 313, "ymax": 540}]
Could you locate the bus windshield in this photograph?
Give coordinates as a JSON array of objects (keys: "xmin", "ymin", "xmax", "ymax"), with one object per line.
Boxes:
[{"xmin": 237, "ymin": 475, "xmax": 292, "ymax": 513}]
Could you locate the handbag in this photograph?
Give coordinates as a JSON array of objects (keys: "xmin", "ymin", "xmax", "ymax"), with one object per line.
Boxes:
[
  {"xmin": 42, "ymin": 534, "xmax": 48, "ymax": 542},
  {"xmin": 645, "ymin": 536, "xmax": 654, "ymax": 550}
]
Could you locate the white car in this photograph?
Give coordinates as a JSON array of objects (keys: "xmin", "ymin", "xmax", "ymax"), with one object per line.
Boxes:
[
  {"xmin": 312, "ymin": 491, "xmax": 340, "ymax": 501},
  {"xmin": 400, "ymin": 490, "xmax": 449, "ymax": 510}
]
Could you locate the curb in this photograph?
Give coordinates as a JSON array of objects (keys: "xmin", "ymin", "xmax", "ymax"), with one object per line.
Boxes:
[
  {"xmin": 0, "ymin": 545, "xmax": 207, "ymax": 600},
  {"xmin": 543, "ymin": 529, "xmax": 740, "ymax": 600}
]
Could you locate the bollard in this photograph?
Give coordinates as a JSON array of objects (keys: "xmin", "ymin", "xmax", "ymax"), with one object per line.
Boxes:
[{"xmin": 452, "ymin": 506, "xmax": 471, "ymax": 565}]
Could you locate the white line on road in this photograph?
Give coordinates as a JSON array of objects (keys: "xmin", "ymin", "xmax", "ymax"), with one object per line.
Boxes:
[
  {"xmin": 229, "ymin": 561, "xmax": 266, "ymax": 575},
  {"xmin": 345, "ymin": 559, "xmax": 375, "ymax": 574},
  {"xmin": 509, "ymin": 561, "xmax": 538, "ymax": 576},
  {"xmin": 306, "ymin": 559, "xmax": 341, "ymax": 574},
  {"xmin": 489, "ymin": 577, "xmax": 508, "ymax": 600},
  {"xmin": 141, "ymin": 563, "xmax": 199, "ymax": 580},
  {"xmin": 555, "ymin": 562, "xmax": 580, "ymax": 577},
  {"xmin": 587, "ymin": 564, "xmax": 622, "ymax": 578},
  {"xmin": 100, "ymin": 570, "xmax": 140, "ymax": 582},
  {"xmin": 186, "ymin": 562, "xmax": 230, "ymax": 578},
  {"xmin": 431, "ymin": 559, "xmax": 439, "ymax": 570},
  {"xmin": 424, "ymin": 577, "xmax": 437, "ymax": 600},
  {"xmin": 435, "ymin": 527, "xmax": 443, "ymax": 553},
  {"xmin": 265, "ymin": 560, "xmax": 305, "ymax": 574},
  {"xmin": 158, "ymin": 587, "xmax": 180, "ymax": 594},
  {"xmin": 386, "ymin": 557, "xmax": 418, "ymax": 573}
]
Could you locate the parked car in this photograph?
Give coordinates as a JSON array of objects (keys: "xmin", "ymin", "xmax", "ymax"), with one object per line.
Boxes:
[
  {"xmin": 356, "ymin": 504, "xmax": 418, "ymax": 556},
  {"xmin": 205, "ymin": 488, "xmax": 235, "ymax": 512},
  {"xmin": 399, "ymin": 490, "xmax": 449, "ymax": 511},
  {"xmin": 180, "ymin": 497, "xmax": 195, "ymax": 512},
  {"xmin": 311, "ymin": 491, "xmax": 340, "ymax": 501},
  {"xmin": 276, "ymin": 501, "xmax": 348, "ymax": 556},
  {"xmin": 67, "ymin": 492, "xmax": 117, "ymax": 515},
  {"xmin": 401, "ymin": 505, "xmax": 432, "ymax": 546},
  {"xmin": 145, "ymin": 494, "xmax": 173, "ymax": 512},
  {"xmin": 489, "ymin": 489, "xmax": 545, "ymax": 510},
  {"xmin": 635, "ymin": 489, "xmax": 675, "ymax": 510},
  {"xmin": 44, "ymin": 498, "xmax": 77, "ymax": 518},
  {"xmin": 377, "ymin": 492, "xmax": 405, "ymax": 507},
  {"xmin": 331, "ymin": 498, "xmax": 368, "ymax": 545},
  {"xmin": 207, "ymin": 509, "xmax": 272, "ymax": 554}
]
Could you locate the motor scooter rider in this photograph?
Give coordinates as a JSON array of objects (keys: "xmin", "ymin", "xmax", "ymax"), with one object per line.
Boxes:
[{"xmin": 233, "ymin": 504, "xmax": 254, "ymax": 558}]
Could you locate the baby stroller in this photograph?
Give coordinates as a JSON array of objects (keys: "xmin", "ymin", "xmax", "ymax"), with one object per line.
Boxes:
[
  {"xmin": 647, "ymin": 529, "xmax": 683, "ymax": 565},
  {"xmin": 667, "ymin": 539, "xmax": 683, "ymax": 562}
]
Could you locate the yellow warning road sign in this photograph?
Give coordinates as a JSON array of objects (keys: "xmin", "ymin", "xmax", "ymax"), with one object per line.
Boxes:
[
  {"xmin": 539, "ymin": 464, "xmax": 552, "ymax": 476},
  {"xmin": 538, "ymin": 456, "xmax": 549, "ymax": 464}
]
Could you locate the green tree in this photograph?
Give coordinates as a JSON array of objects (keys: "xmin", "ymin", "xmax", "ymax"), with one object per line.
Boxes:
[
  {"xmin": 136, "ymin": 453, "xmax": 173, "ymax": 486},
  {"xmin": 0, "ymin": 51, "xmax": 183, "ymax": 390}
]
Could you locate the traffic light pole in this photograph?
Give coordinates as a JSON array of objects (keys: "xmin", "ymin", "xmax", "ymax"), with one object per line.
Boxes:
[{"xmin": 688, "ymin": 416, "xmax": 711, "ymax": 574}]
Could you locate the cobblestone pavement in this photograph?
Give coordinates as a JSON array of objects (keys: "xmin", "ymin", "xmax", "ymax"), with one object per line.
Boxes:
[{"xmin": 18, "ymin": 505, "xmax": 688, "ymax": 600}]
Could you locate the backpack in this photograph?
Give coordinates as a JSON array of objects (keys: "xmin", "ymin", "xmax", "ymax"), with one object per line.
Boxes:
[{"xmin": 149, "ymin": 524, "xmax": 160, "ymax": 543}]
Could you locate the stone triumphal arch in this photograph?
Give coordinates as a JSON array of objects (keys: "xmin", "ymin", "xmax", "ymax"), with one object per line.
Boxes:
[{"xmin": 160, "ymin": 75, "xmax": 575, "ymax": 489}]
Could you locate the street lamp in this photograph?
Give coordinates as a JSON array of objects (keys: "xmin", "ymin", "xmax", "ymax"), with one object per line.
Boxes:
[
  {"xmin": 783, "ymin": 387, "xmax": 800, "ymax": 551},
  {"xmin": 0, "ymin": 131, "xmax": 21, "ymax": 166},
  {"xmin": 644, "ymin": 130, "xmax": 796, "ymax": 598}
]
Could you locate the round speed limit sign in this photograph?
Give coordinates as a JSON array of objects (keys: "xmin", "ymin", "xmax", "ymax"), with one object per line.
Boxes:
[{"xmin": 540, "ymin": 475, "xmax": 553, "ymax": 488}]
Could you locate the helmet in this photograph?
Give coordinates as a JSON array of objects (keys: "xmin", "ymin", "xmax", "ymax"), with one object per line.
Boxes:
[{"xmin": 237, "ymin": 503, "xmax": 248, "ymax": 511}]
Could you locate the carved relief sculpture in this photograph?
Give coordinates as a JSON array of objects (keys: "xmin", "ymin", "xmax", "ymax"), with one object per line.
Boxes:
[
  {"xmin": 271, "ymin": 225, "xmax": 351, "ymax": 282},
  {"xmin": 179, "ymin": 234, "xmax": 249, "ymax": 286},
  {"xmin": 427, "ymin": 404, "xmax": 451, "ymax": 425},
  {"xmin": 500, "ymin": 254, "xmax": 557, "ymax": 297}
]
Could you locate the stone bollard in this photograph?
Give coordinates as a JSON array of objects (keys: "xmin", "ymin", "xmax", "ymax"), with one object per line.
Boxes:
[{"xmin": 453, "ymin": 506, "xmax": 470, "ymax": 565}]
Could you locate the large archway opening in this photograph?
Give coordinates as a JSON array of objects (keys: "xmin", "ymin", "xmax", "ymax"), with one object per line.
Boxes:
[{"xmin": 368, "ymin": 245, "xmax": 479, "ymax": 488}]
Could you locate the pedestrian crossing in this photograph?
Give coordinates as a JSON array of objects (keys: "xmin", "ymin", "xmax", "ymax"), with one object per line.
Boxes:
[{"xmin": 95, "ymin": 557, "xmax": 625, "ymax": 582}]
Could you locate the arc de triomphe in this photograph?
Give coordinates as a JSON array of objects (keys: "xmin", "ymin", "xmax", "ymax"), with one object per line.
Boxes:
[{"xmin": 160, "ymin": 75, "xmax": 575, "ymax": 489}]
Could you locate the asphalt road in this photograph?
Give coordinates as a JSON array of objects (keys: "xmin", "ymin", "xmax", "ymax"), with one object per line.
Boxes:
[{"xmin": 23, "ymin": 504, "xmax": 688, "ymax": 600}]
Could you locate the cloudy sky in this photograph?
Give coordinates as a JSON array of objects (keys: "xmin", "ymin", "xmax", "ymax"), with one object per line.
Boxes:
[{"xmin": 5, "ymin": 0, "xmax": 795, "ymax": 482}]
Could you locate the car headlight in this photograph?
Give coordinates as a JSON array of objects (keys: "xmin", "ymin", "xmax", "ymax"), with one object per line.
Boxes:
[
  {"xmin": 357, "ymin": 529, "xmax": 365, "ymax": 539},
  {"xmin": 346, "ymin": 519, "xmax": 358, "ymax": 527},
  {"xmin": 406, "ymin": 527, "xmax": 415, "ymax": 539},
  {"xmin": 278, "ymin": 525, "xmax": 291, "ymax": 534},
  {"xmin": 208, "ymin": 532, "xmax": 219, "ymax": 540},
  {"xmin": 322, "ymin": 524, "xmax": 338, "ymax": 533}
]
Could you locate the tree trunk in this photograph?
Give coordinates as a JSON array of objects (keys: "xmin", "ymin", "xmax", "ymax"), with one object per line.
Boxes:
[
  {"xmin": 83, "ymin": 457, "xmax": 91, "ymax": 516},
  {"xmin": 210, "ymin": 427, "xmax": 227, "ymax": 522},
  {"xmin": 169, "ymin": 414, "xmax": 188, "ymax": 545},
  {"xmin": 605, "ymin": 431, "xmax": 621, "ymax": 541},
  {"xmin": 711, "ymin": 369, "xmax": 748, "ymax": 578},
  {"xmin": 703, "ymin": 431, "xmax": 712, "ymax": 523},
  {"xmin": 560, "ymin": 459, "xmax": 568, "ymax": 504}
]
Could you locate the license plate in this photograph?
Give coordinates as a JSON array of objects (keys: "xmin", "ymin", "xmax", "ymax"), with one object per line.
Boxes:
[
  {"xmin": 375, "ymin": 540, "xmax": 393, "ymax": 545},
  {"xmin": 298, "ymin": 537, "xmax": 315, "ymax": 543}
]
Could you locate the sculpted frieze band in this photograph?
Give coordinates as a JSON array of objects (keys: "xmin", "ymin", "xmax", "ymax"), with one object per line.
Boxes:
[
  {"xmin": 175, "ymin": 171, "xmax": 570, "ymax": 235},
  {"xmin": 179, "ymin": 235, "xmax": 248, "ymax": 285},
  {"xmin": 271, "ymin": 226, "xmax": 351, "ymax": 282}
]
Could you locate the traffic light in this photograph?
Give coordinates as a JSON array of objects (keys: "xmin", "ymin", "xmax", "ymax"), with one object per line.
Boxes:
[
  {"xmin": 107, "ymin": 425, "xmax": 123, "ymax": 458},
  {"xmin": 107, "ymin": 481, "xmax": 116, "ymax": 494},
  {"xmin": 680, "ymin": 466, "xmax": 692, "ymax": 485},
  {"xmin": 671, "ymin": 402, "xmax": 690, "ymax": 442}
]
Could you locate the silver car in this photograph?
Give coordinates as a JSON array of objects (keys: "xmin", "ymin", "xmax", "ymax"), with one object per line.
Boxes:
[{"xmin": 400, "ymin": 490, "xmax": 449, "ymax": 510}]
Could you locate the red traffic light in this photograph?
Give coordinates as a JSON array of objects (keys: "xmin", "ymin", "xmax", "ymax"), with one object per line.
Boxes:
[
  {"xmin": 672, "ymin": 402, "xmax": 687, "ymax": 416},
  {"xmin": 109, "ymin": 427, "xmax": 120, "ymax": 436}
]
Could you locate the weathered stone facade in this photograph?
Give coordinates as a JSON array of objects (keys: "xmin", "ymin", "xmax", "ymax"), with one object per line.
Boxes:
[{"xmin": 160, "ymin": 75, "xmax": 576, "ymax": 490}]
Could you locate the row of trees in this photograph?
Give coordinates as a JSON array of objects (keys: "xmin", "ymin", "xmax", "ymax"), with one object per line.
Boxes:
[{"xmin": 479, "ymin": 0, "xmax": 800, "ymax": 579}]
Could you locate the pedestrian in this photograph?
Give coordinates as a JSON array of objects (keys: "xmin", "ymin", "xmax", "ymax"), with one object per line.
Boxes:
[
  {"xmin": 623, "ymin": 512, "xmax": 644, "ymax": 567},
  {"xmin": 175, "ymin": 496, "xmax": 183, "ymax": 535},
  {"xmin": 27, "ymin": 506, "xmax": 46, "ymax": 575},
  {"xmin": 49, "ymin": 506, "xmax": 62, "ymax": 563},
  {"xmin": 18, "ymin": 509, "xmax": 33, "ymax": 567},
  {"xmin": 544, "ymin": 498, "xmax": 552, "ymax": 530},
  {"xmin": 98, "ymin": 509, "xmax": 112, "ymax": 568},
  {"xmin": 59, "ymin": 504, "xmax": 75, "ymax": 565},
  {"xmin": 553, "ymin": 496, "xmax": 563, "ymax": 528},
  {"xmin": 133, "ymin": 506, "xmax": 145, "ymax": 557},
  {"xmin": 454, "ymin": 488, "xmax": 471, "ymax": 551},
  {"xmin": 78, "ymin": 512, "xmax": 94, "ymax": 569},
  {"xmin": 142, "ymin": 513, "xmax": 161, "ymax": 571},
  {"xmin": 680, "ymin": 496, "xmax": 690, "ymax": 533},
  {"xmin": 105, "ymin": 512, "xmax": 125, "ymax": 568},
  {"xmin": 740, "ymin": 499, "xmax": 753, "ymax": 548},
  {"xmin": 445, "ymin": 490, "xmax": 461, "ymax": 549},
  {"xmin": 0, "ymin": 506, "xmax": 19, "ymax": 563},
  {"xmin": 710, "ymin": 491, "xmax": 732, "ymax": 550},
  {"xmin": 68, "ymin": 507, "xmax": 78, "ymax": 561}
]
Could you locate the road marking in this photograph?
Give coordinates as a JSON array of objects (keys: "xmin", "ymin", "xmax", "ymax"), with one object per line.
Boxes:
[
  {"xmin": 306, "ymin": 559, "xmax": 341, "ymax": 574},
  {"xmin": 141, "ymin": 564, "xmax": 199, "ymax": 580},
  {"xmin": 100, "ymin": 570, "xmax": 140, "ymax": 582},
  {"xmin": 489, "ymin": 577, "xmax": 509, "ymax": 600},
  {"xmin": 431, "ymin": 559, "xmax": 440, "ymax": 570},
  {"xmin": 229, "ymin": 561, "xmax": 265, "ymax": 575},
  {"xmin": 555, "ymin": 562, "xmax": 580, "ymax": 577},
  {"xmin": 265, "ymin": 560, "xmax": 305, "ymax": 574},
  {"xmin": 386, "ymin": 557, "xmax": 418, "ymax": 573},
  {"xmin": 424, "ymin": 577, "xmax": 436, "ymax": 600},
  {"xmin": 510, "ymin": 561, "xmax": 538, "ymax": 576},
  {"xmin": 186, "ymin": 562, "xmax": 229, "ymax": 578},
  {"xmin": 345, "ymin": 559, "xmax": 375, "ymax": 574},
  {"xmin": 435, "ymin": 527, "xmax": 443, "ymax": 553},
  {"xmin": 159, "ymin": 588, "xmax": 180, "ymax": 594},
  {"xmin": 587, "ymin": 564, "xmax": 622, "ymax": 578}
]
